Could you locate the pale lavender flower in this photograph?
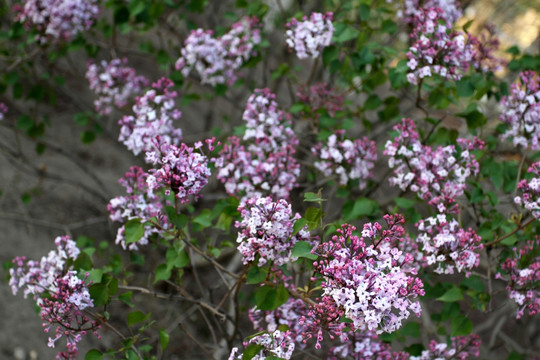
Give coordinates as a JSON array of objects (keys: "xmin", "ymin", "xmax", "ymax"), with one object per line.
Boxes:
[{"xmin": 285, "ymin": 12, "xmax": 334, "ymax": 59}]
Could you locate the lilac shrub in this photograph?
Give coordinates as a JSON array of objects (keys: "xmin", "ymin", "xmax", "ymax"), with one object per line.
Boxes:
[
  {"xmin": 86, "ymin": 58, "xmax": 148, "ymax": 116},
  {"xmin": 399, "ymin": 0, "xmax": 462, "ymax": 26},
  {"xmin": 285, "ymin": 12, "xmax": 334, "ymax": 59},
  {"xmin": 515, "ymin": 161, "xmax": 540, "ymax": 219},
  {"xmin": 328, "ymin": 330, "xmax": 410, "ymax": 360},
  {"xmin": 118, "ymin": 77, "xmax": 183, "ymax": 156},
  {"xmin": 228, "ymin": 330, "xmax": 296, "ymax": 360},
  {"xmin": 410, "ymin": 334, "xmax": 482, "ymax": 360}
]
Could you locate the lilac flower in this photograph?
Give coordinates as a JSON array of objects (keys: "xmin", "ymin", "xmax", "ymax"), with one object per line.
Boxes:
[
  {"xmin": 384, "ymin": 118, "xmax": 483, "ymax": 213},
  {"xmin": 176, "ymin": 17, "xmax": 261, "ymax": 86},
  {"xmin": 9, "ymin": 236, "xmax": 100, "ymax": 360},
  {"xmin": 515, "ymin": 162, "xmax": 540, "ymax": 219},
  {"xmin": 497, "ymin": 238, "xmax": 540, "ymax": 319},
  {"xmin": 86, "ymin": 58, "xmax": 148, "ymax": 116},
  {"xmin": 107, "ymin": 166, "xmax": 168, "ymax": 251},
  {"xmin": 228, "ymin": 330, "xmax": 296, "ymax": 360},
  {"xmin": 285, "ymin": 12, "xmax": 334, "ymax": 59},
  {"xmin": 216, "ymin": 89, "xmax": 300, "ymax": 200},
  {"xmin": 0, "ymin": 102, "xmax": 7, "ymax": 120},
  {"xmin": 468, "ymin": 24, "xmax": 506, "ymax": 73},
  {"xmin": 118, "ymin": 77, "xmax": 183, "ymax": 156},
  {"xmin": 145, "ymin": 138, "xmax": 211, "ymax": 204},
  {"xmin": 499, "ymin": 71, "xmax": 540, "ymax": 149},
  {"xmin": 415, "ymin": 214, "xmax": 483, "ymax": 276},
  {"xmin": 235, "ymin": 197, "xmax": 311, "ymax": 267},
  {"xmin": 400, "ymin": 0, "xmax": 462, "ymax": 26},
  {"xmin": 410, "ymin": 334, "xmax": 482, "ymax": 360},
  {"xmin": 14, "ymin": 0, "xmax": 99, "ymax": 43},
  {"xmin": 328, "ymin": 330, "xmax": 410, "ymax": 360},
  {"xmin": 312, "ymin": 130, "xmax": 377, "ymax": 190},
  {"xmin": 313, "ymin": 216, "xmax": 424, "ymax": 334},
  {"xmin": 406, "ymin": 7, "xmax": 475, "ymax": 85}
]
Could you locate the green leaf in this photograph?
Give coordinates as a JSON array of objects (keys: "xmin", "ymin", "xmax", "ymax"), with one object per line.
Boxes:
[
  {"xmin": 305, "ymin": 207, "xmax": 322, "ymax": 230},
  {"xmin": 322, "ymin": 45, "xmax": 339, "ymax": 66},
  {"xmin": 127, "ymin": 310, "xmax": 147, "ymax": 326},
  {"xmin": 395, "ymin": 197, "xmax": 415, "ymax": 209},
  {"xmin": 124, "ymin": 219, "xmax": 145, "ymax": 245},
  {"xmin": 85, "ymin": 349, "xmax": 103, "ymax": 360},
  {"xmin": 154, "ymin": 263, "xmax": 171, "ymax": 283},
  {"xmin": 80, "ymin": 130, "xmax": 96, "ymax": 144},
  {"xmin": 243, "ymin": 344, "xmax": 264, "ymax": 360},
  {"xmin": 291, "ymin": 241, "xmax": 317, "ymax": 260},
  {"xmin": 290, "ymin": 103, "xmax": 305, "ymax": 114},
  {"xmin": 359, "ymin": 3, "xmax": 370, "ymax": 20},
  {"xmin": 461, "ymin": 275, "xmax": 485, "ymax": 292},
  {"xmin": 456, "ymin": 78, "xmax": 475, "ymax": 98},
  {"xmin": 17, "ymin": 115, "xmax": 33, "ymax": 131},
  {"xmin": 292, "ymin": 218, "xmax": 308, "ymax": 236},
  {"xmin": 333, "ymin": 23, "xmax": 359, "ymax": 43},
  {"xmin": 437, "ymin": 286, "xmax": 463, "ymax": 302},
  {"xmin": 193, "ymin": 209, "xmax": 212, "ymax": 227},
  {"xmin": 159, "ymin": 329, "xmax": 170, "ymax": 351},
  {"xmin": 400, "ymin": 322, "xmax": 420, "ymax": 337},
  {"xmin": 364, "ymin": 94, "xmax": 382, "ymax": 110},
  {"xmin": 89, "ymin": 283, "xmax": 109, "ymax": 306},
  {"xmin": 304, "ymin": 192, "xmax": 325, "ymax": 202},
  {"xmin": 458, "ymin": 109, "xmax": 487, "ymax": 130},
  {"xmin": 451, "ymin": 315, "xmax": 473, "ymax": 336},
  {"xmin": 343, "ymin": 198, "xmax": 377, "ymax": 221},
  {"xmin": 246, "ymin": 266, "xmax": 267, "ymax": 284},
  {"xmin": 255, "ymin": 285, "xmax": 289, "ymax": 311},
  {"xmin": 119, "ymin": 291, "xmax": 134, "ymax": 307}
]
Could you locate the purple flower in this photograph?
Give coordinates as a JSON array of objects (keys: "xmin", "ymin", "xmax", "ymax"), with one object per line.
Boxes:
[
  {"xmin": 285, "ymin": 12, "xmax": 334, "ymax": 59},
  {"xmin": 410, "ymin": 334, "xmax": 482, "ymax": 360}
]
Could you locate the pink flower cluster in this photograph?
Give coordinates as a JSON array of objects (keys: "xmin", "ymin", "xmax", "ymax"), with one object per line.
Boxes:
[
  {"xmin": 0, "ymin": 102, "xmax": 7, "ymax": 120},
  {"xmin": 145, "ymin": 138, "xmax": 212, "ymax": 204},
  {"xmin": 384, "ymin": 118, "xmax": 483, "ymax": 213},
  {"xmin": 235, "ymin": 197, "xmax": 310, "ymax": 267},
  {"xmin": 297, "ymin": 82, "xmax": 344, "ymax": 119},
  {"xmin": 119, "ymin": 77, "xmax": 183, "ymax": 156},
  {"xmin": 14, "ymin": 0, "xmax": 99, "ymax": 43},
  {"xmin": 175, "ymin": 17, "xmax": 261, "ymax": 86},
  {"xmin": 499, "ymin": 71, "xmax": 540, "ymax": 149},
  {"xmin": 406, "ymin": 7, "xmax": 475, "ymax": 85},
  {"xmin": 415, "ymin": 214, "xmax": 483, "ymax": 275},
  {"xmin": 328, "ymin": 330, "xmax": 410, "ymax": 360},
  {"xmin": 469, "ymin": 24, "xmax": 505, "ymax": 73},
  {"xmin": 107, "ymin": 166, "xmax": 167, "ymax": 251},
  {"xmin": 285, "ymin": 12, "xmax": 334, "ymax": 59},
  {"xmin": 400, "ymin": 0, "xmax": 462, "ymax": 26},
  {"xmin": 497, "ymin": 238, "xmax": 540, "ymax": 319},
  {"xmin": 228, "ymin": 330, "xmax": 296, "ymax": 360},
  {"xmin": 9, "ymin": 236, "xmax": 99, "ymax": 360},
  {"xmin": 313, "ymin": 216, "xmax": 424, "ymax": 334},
  {"xmin": 216, "ymin": 89, "xmax": 300, "ymax": 199},
  {"xmin": 86, "ymin": 58, "xmax": 148, "ymax": 116},
  {"xmin": 515, "ymin": 162, "xmax": 540, "ymax": 219},
  {"xmin": 410, "ymin": 334, "xmax": 481, "ymax": 360},
  {"xmin": 312, "ymin": 130, "xmax": 377, "ymax": 190}
]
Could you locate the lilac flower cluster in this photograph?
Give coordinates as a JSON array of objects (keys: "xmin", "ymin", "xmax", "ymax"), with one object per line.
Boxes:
[
  {"xmin": 328, "ymin": 330, "xmax": 410, "ymax": 360},
  {"xmin": 499, "ymin": 71, "xmax": 540, "ymax": 149},
  {"xmin": 312, "ymin": 130, "xmax": 377, "ymax": 190},
  {"xmin": 415, "ymin": 214, "xmax": 483, "ymax": 276},
  {"xmin": 400, "ymin": 0, "xmax": 462, "ymax": 27},
  {"xmin": 497, "ymin": 238, "xmax": 539, "ymax": 319},
  {"xmin": 9, "ymin": 236, "xmax": 99, "ymax": 360},
  {"xmin": 14, "ymin": 0, "xmax": 99, "ymax": 43},
  {"xmin": 175, "ymin": 17, "xmax": 261, "ymax": 86},
  {"xmin": 107, "ymin": 166, "xmax": 167, "ymax": 251},
  {"xmin": 235, "ymin": 197, "xmax": 310, "ymax": 267},
  {"xmin": 145, "ymin": 138, "xmax": 211, "ymax": 204},
  {"xmin": 228, "ymin": 330, "xmax": 296, "ymax": 360},
  {"xmin": 406, "ymin": 7, "xmax": 475, "ymax": 85},
  {"xmin": 313, "ymin": 216, "xmax": 424, "ymax": 334},
  {"xmin": 216, "ymin": 89, "xmax": 300, "ymax": 200},
  {"xmin": 515, "ymin": 162, "xmax": 540, "ymax": 219},
  {"xmin": 297, "ymin": 82, "xmax": 344, "ymax": 119},
  {"xmin": 410, "ymin": 334, "xmax": 481, "ymax": 360},
  {"xmin": 469, "ymin": 24, "xmax": 505, "ymax": 73},
  {"xmin": 118, "ymin": 77, "xmax": 183, "ymax": 156},
  {"xmin": 384, "ymin": 118, "xmax": 483, "ymax": 213},
  {"xmin": 0, "ymin": 102, "xmax": 7, "ymax": 120},
  {"xmin": 86, "ymin": 58, "xmax": 148, "ymax": 116},
  {"xmin": 285, "ymin": 12, "xmax": 334, "ymax": 59}
]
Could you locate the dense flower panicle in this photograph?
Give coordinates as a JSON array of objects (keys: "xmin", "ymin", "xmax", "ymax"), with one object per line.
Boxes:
[
  {"xmin": 496, "ymin": 238, "xmax": 540, "ymax": 319},
  {"xmin": 285, "ymin": 12, "xmax": 334, "ymax": 59},
  {"xmin": 313, "ymin": 216, "xmax": 424, "ymax": 334},
  {"xmin": 235, "ymin": 197, "xmax": 310, "ymax": 266},
  {"xmin": 9, "ymin": 237, "xmax": 99, "ymax": 360},
  {"xmin": 499, "ymin": 71, "xmax": 540, "ymax": 149},
  {"xmin": 216, "ymin": 89, "xmax": 300, "ymax": 199},
  {"xmin": 175, "ymin": 17, "xmax": 261, "ymax": 86},
  {"xmin": 107, "ymin": 166, "xmax": 167, "ymax": 251},
  {"xmin": 296, "ymin": 82, "xmax": 344, "ymax": 119},
  {"xmin": 14, "ymin": 0, "xmax": 99, "ymax": 43},
  {"xmin": 328, "ymin": 330, "xmax": 410, "ymax": 360},
  {"xmin": 384, "ymin": 118, "xmax": 483, "ymax": 213},
  {"xmin": 312, "ymin": 131, "xmax": 377, "ymax": 190},
  {"xmin": 86, "ymin": 58, "xmax": 148, "ymax": 115},
  {"xmin": 410, "ymin": 334, "xmax": 481, "ymax": 360},
  {"xmin": 228, "ymin": 330, "xmax": 296, "ymax": 360},
  {"xmin": 400, "ymin": 0, "xmax": 462, "ymax": 26},
  {"xmin": 468, "ymin": 24, "xmax": 505, "ymax": 73},
  {"xmin": 515, "ymin": 162, "xmax": 540, "ymax": 219},
  {"xmin": 415, "ymin": 214, "xmax": 483, "ymax": 275},
  {"xmin": 145, "ymin": 138, "xmax": 211, "ymax": 204},
  {"xmin": 118, "ymin": 77, "xmax": 183, "ymax": 156},
  {"xmin": 406, "ymin": 7, "xmax": 475, "ymax": 85},
  {"xmin": 0, "ymin": 102, "xmax": 7, "ymax": 120}
]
